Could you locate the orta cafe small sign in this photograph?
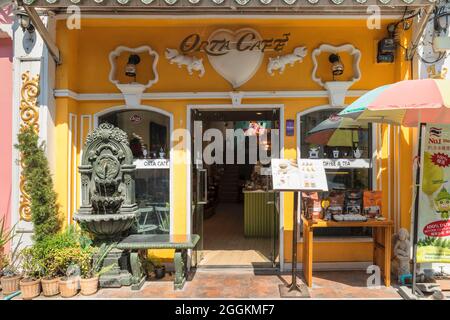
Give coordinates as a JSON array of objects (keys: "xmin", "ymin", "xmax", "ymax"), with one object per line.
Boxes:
[{"xmin": 179, "ymin": 28, "xmax": 291, "ymax": 88}]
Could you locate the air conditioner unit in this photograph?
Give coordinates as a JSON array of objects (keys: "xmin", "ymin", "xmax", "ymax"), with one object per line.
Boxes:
[{"xmin": 433, "ymin": 36, "xmax": 450, "ymax": 52}]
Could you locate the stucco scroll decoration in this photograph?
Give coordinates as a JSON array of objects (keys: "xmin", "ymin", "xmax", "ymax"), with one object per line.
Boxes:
[
  {"xmin": 19, "ymin": 71, "xmax": 40, "ymax": 222},
  {"xmin": 267, "ymin": 46, "xmax": 307, "ymax": 76},
  {"xmin": 109, "ymin": 45, "xmax": 159, "ymax": 107},
  {"xmin": 311, "ymin": 44, "xmax": 361, "ymax": 107}
]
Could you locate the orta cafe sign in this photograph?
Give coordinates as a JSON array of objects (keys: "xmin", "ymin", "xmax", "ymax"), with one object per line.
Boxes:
[
  {"xmin": 180, "ymin": 30, "xmax": 291, "ymax": 56},
  {"xmin": 179, "ymin": 28, "xmax": 291, "ymax": 88}
]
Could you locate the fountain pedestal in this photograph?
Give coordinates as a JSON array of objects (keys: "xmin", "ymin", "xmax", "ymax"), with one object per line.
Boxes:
[{"xmin": 73, "ymin": 123, "xmax": 140, "ymax": 288}]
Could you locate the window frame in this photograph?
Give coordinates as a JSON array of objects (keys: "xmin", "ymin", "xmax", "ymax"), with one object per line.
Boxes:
[
  {"xmin": 296, "ymin": 105, "xmax": 377, "ymax": 242},
  {"xmin": 94, "ymin": 105, "xmax": 174, "ymax": 236}
]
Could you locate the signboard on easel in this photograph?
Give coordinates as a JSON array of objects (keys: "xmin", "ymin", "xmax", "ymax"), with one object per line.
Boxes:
[
  {"xmin": 271, "ymin": 158, "xmax": 328, "ymax": 297},
  {"xmin": 271, "ymin": 158, "xmax": 328, "ymax": 192}
]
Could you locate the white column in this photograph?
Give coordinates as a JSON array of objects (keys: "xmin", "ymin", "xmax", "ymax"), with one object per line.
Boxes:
[{"xmin": 11, "ymin": 13, "xmax": 56, "ymax": 248}]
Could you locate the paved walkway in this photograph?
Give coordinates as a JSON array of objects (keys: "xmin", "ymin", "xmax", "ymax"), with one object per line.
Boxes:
[{"xmin": 66, "ymin": 270, "xmax": 401, "ymax": 299}]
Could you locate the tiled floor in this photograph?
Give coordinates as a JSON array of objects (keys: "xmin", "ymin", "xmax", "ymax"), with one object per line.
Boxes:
[
  {"xmin": 201, "ymin": 202, "xmax": 276, "ymax": 267},
  {"xmin": 25, "ymin": 270, "xmax": 403, "ymax": 299}
]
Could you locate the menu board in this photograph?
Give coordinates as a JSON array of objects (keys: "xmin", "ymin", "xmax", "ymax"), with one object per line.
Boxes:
[{"xmin": 271, "ymin": 159, "xmax": 328, "ymax": 191}]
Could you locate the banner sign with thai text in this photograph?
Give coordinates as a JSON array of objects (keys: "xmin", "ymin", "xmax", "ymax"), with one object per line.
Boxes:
[{"xmin": 418, "ymin": 123, "xmax": 450, "ymax": 263}]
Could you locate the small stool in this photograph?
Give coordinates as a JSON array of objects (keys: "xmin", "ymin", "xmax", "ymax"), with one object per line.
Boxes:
[{"xmin": 399, "ymin": 274, "xmax": 412, "ymax": 286}]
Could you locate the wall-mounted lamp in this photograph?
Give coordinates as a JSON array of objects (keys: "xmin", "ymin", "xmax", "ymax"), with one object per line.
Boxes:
[
  {"xmin": 125, "ymin": 54, "xmax": 141, "ymax": 80},
  {"xmin": 16, "ymin": 12, "xmax": 35, "ymax": 33},
  {"xmin": 328, "ymin": 53, "xmax": 344, "ymax": 78}
]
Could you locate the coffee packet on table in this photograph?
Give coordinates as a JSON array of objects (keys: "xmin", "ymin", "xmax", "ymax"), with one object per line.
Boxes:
[
  {"xmin": 326, "ymin": 191, "xmax": 345, "ymax": 217},
  {"xmin": 345, "ymin": 190, "xmax": 362, "ymax": 214},
  {"xmin": 363, "ymin": 190, "xmax": 382, "ymax": 218},
  {"xmin": 302, "ymin": 192, "xmax": 322, "ymax": 220}
]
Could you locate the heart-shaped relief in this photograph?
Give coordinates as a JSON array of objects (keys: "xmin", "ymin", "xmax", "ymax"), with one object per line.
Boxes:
[{"xmin": 207, "ymin": 28, "xmax": 264, "ymax": 89}]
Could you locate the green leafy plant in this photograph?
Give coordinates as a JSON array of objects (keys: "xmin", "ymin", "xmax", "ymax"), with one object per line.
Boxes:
[
  {"xmin": 31, "ymin": 227, "xmax": 91, "ymax": 278},
  {"xmin": 0, "ymin": 217, "xmax": 16, "ymax": 248},
  {"xmin": 81, "ymin": 243, "xmax": 116, "ymax": 279},
  {"xmin": 15, "ymin": 127, "xmax": 61, "ymax": 242},
  {"xmin": 20, "ymin": 247, "xmax": 43, "ymax": 280},
  {"xmin": 2, "ymin": 235, "xmax": 23, "ymax": 277}
]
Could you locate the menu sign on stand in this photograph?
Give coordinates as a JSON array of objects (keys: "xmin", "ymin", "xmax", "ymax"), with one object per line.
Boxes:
[{"xmin": 271, "ymin": 159, "xmax": 328, "ymax": 297}]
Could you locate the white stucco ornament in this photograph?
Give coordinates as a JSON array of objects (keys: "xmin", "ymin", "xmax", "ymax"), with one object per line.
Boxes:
[
  {"xmin": 207, "ymin": 28, "xmax": 264, "ymax": 88},
  {"xmin": 109, "ymin": 45, "xmax": 159, "ymax": 107},
  {"xmin": 165, "ymin": 48, "xmax": 205, "ymax": 77},
  {"xmin": 267, "ymin": 46, "xmax": 307, "ymax": 76},
  {"xmin": 311, "ymin": 44, "xmax": 361, "ymax": 107}
]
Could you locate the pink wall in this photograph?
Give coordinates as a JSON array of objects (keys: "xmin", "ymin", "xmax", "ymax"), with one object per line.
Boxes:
[{"xmin": 0, "ymin": 37, "xmax": 13, "ymax": 240}]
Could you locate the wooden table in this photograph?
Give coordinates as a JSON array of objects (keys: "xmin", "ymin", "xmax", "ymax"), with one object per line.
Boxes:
[{"xmin": 301, "ymin": 216, "xmax": 393, "ymax": 287}]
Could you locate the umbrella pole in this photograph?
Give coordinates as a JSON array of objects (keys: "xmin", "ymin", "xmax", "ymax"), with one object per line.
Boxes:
[{"xmin": 411, "ymin": 123, "xmax": 424, "ymax": 296}]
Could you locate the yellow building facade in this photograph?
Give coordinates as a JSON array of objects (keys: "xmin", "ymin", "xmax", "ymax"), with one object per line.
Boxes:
[{"xmin": 43, "ymin": 15, "xmax": 417, "ymax": 268}]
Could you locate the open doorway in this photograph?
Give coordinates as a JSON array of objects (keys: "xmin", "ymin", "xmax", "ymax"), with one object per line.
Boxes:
[{"xmin": 190, "ymin": 108, "xmax": 281, "ymax": 269}]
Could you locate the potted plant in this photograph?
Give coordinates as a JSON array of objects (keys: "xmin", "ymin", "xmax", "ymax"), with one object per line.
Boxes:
[
  {"xmin": 1, "ymin": 237, "xmax": 23, "ymax": 296},
  {"xmin": 40, "ymin": 262, "xmax": 60, "ymax": 297},
  {"xmin": 56, "ymin": 246, "xmax": 89, "ymax": 298},
  {"xmin": 148, "ymin": 255, "xmax": 165, "ymax": 279},
  {"xmin": 19, "ymin": 248, "xmax": 42, "ymax": 300},
  {"xmin": 79, "ymin": 243, "xmax": 115, "ymax": 296},
  {"xmin": 0, "ymin": 217, "xmax": 16, "ymax": 271}
]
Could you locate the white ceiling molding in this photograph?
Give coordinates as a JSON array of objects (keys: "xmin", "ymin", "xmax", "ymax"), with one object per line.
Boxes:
[
  {"xmin": 108, "ymin": 45, "xmax": 159, "ymax": 107},
  {"xmin": 54, "ymin": 89, "xmax": 369, "ymax": 101},
  {"xmin": 311, "ymin": 43, "xmax": 361, "ymax": 107}
]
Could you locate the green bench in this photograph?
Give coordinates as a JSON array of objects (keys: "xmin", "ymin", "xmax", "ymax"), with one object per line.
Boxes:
[{"xmin": 116, "ymin": 234, "xmax": 200, "ymax": 290}]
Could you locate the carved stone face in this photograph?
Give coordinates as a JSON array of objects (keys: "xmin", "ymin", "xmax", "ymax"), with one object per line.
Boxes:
[{"xmin": 398, "ymin": 228, "xmax": 409, "ymax": 241}]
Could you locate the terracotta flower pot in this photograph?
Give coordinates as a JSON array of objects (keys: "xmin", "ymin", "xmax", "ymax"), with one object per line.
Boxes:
[
  {"xmin": 20, "ymin": 278, "xmax": 41, "ymax": 300},
  {"xmin": 80, "ymin": 276, "xmax": 99, "ymax": 296},
  {"xmin": 41, "ymin": 277, "xmax": 60, "ymax": 297},
  {"xmin": 59, "ymin": 277, "xmax": 79, "ymax": 298},
  {"xmin": 1, "ymin": 275, "xmax": 21, "ymax": 296}
]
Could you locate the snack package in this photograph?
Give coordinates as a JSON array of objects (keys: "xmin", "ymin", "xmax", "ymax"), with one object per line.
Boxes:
[
  {"xmin": 302, "ymin": 192, "xmax": 322, "ymax": 219},
  {"xmin": 326, "ymin": 191, "xmax": 345, "ymax": 216},
  {"xmin": 345, "ymin": 190, "xmax": 362, "ymax": 214},
  {"xmin": 363, "ymin": 190, "xmax": 382, "ymax": 218}
]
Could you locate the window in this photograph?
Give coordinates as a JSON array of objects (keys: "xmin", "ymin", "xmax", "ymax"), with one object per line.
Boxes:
[
  {"xmin": 99, "ymin": 109, "xmax": 170, "ymax": 235},
  {"xmin": 299, "ymin": 108, "xmax": 372, "ymax": 238}
]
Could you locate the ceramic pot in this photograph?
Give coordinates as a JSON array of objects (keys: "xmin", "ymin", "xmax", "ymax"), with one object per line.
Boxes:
[
  {"xmin": 1, "ymin": 275, "xmax": 21, "ymax": 296},
  {"xmin": 20, "ymin": 278, "xmax": 41, "ymax": 300},
  {"xmin": 41, "ymin": 277, "xmax": 60, "ymax": 297},
  {"xmin": 80, "ymin": 276, "xmax": 99, "ymax": 296},
  {"xmin": 59, "ymin": 277, "xmax": 79, "ymax": 298},
  {"xmin": 154, "ymin": 266, "xmax": 165, "ymax": 279}
]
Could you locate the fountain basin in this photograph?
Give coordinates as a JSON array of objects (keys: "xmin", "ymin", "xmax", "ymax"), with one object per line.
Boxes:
[{"xmin": 74, "ymin": 213, "xmax": 137, "ymax": 240}]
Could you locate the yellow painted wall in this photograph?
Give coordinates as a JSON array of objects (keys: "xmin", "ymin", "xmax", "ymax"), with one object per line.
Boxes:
[{"xmin": 54, "ymin": 17, "xmax": 415, "ymax": 263}]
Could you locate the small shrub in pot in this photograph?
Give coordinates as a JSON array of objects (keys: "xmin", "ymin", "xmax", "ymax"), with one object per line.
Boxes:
[
  {"xmin": 1, "ymin": 237, "xmax": 23, "ymax": 296},
  {"xmin": 19, "ymin": 247, "xmax": 42, "ymax": 300},
  {"xmin": 80, "ymin": 243, "xmax": 116, "ymax": 296}
]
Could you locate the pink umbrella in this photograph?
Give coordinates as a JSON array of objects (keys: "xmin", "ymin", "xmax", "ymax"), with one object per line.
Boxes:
[
  {"xmin": 361, "ymin": 79, "xmax": 450, "ymax": 126},
  {"xmin": 352, "ymin": 78, "xmax": 450, "ymax": 297}
]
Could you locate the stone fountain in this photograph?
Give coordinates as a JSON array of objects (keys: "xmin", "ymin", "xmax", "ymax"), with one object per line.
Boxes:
[{"xmin": 74, "ymin": 122, "xmax": 139, "ymax": 287}]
